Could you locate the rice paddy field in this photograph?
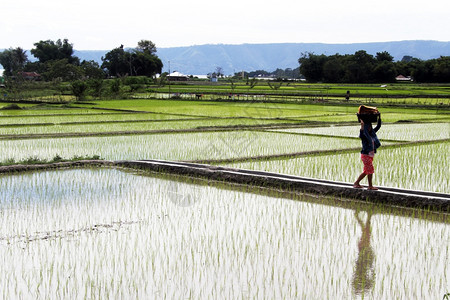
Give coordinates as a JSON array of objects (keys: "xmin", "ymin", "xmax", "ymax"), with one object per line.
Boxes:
[{"xmin": 0, "ymin": 98, "xmax": 448, "ymax": 298}]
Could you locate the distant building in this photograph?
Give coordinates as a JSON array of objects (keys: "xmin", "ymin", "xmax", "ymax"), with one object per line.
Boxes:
[
  {"xmin": 251, "ymin": 74, "xmax": 277, "ymax": 81},
  {"xmin": 192, "ymin": 75, "xmax": 208, "ymax": 79},
  {"xmin": 19, "ymin": 72, "xmax": 42, "ymax": 81},
  {"xmin": 210, "ymin": 73, "xmax": 218, "ymax": 82},
  {"xmin": 395, "ymin": 75, "xmax": 412, "ymax": 81},
  {"xmin": 167, "ymin": 71, "xmax": 189, "ymax": 81}
]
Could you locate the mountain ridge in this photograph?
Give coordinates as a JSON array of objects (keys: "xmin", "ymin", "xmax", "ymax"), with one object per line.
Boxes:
[
  {"xmin": 3, "ymin": 40, "xmax": 450, "ymax": 75},
  {"xmin": 153, "ymin": 40, "xmax": 450, "ymax": 75}
]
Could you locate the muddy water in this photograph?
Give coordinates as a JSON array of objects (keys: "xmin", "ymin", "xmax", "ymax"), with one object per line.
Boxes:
[{"xmin": 0, "ymin": 168, "xmax": 448, "ymax": 299}]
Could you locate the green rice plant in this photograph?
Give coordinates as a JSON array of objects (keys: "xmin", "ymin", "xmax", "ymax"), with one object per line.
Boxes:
[
  {"xmin": 270, "ymin": 122, "xmax": 450, "ymax": 142},
  {"xmin": 0, "ymin": 106, "xmax": 111, "ymax": 116},
  {"xmin": 73, "ymin": 99, "xmax": 450, "ymax": 124},
  {"xmin": 73, "ymin": 99, "xmax": 360, "ymax": 118},
  {"xmin": 292, "ymin": 113, "xmax": 450, "ymax": 124},
  {"xmin": 226, "ymin": 142, "xmax": 449, "ymax": 193},
  {"xmin": 0, "ymin": 112, "xmax": 198, "ymax": 126},
  {"xmin": 0, "ymin": 131, "xmax": 364, "ymax": 163},
  {"xmin": 0, "ymin": 118, "xmax": 299, "ymax": 135}
]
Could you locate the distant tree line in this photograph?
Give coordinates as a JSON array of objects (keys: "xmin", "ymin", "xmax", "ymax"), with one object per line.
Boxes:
[
  {"xmin": 0, "ymin": 39, "xmax": 162, "ymax": 81},
  {"xmin": 298, "ymin": 50, "xmax": 450, "ymax": 83},
  {"xmin": 237, "ymin": 67, "xmax": 301, "ymax": 80}
]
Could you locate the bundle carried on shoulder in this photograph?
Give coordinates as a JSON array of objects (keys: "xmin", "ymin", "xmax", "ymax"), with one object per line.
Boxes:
[{"xmin": 357, "ymin": 105, "xmax": 380, "ymax": 123}]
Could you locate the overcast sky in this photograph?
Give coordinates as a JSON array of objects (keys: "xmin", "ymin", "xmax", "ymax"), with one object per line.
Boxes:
[{"xmin": 1, "ymin": 0, "xmax": 449, "ymax": 50}]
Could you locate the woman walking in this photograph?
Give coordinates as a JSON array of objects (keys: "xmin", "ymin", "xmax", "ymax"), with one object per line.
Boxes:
[{"xmin": 353, "ymin": 113, "xmax": 382, "ymax": 190}]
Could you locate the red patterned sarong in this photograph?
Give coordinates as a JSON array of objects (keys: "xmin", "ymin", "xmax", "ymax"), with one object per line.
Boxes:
[{"xmin": 361, "ymin": 154, "xmax": 374, "ymax": 174}]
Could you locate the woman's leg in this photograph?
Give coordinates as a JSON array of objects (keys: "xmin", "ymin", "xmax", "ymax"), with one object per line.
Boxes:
[
  {"xmin": 354, "ymin": 172, "xmax": 366, "ymax": 188},
  {"xmin": 367, "ymin": 174, "xmax": 378, "ymax": 190}
]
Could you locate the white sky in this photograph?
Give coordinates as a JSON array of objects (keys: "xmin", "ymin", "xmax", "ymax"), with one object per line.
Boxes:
[{"xmin": 1, "ymin": 0, "xmax": 449, "ymax": 50}]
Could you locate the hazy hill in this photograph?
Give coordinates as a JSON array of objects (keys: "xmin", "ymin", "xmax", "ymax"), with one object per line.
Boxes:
[
  {"xmin": 154, "ymin": 41, "xmax": 450, "ymax": 75},
  {"xmin": 3, "ymin": 40, "xmax": 450, "ymax": 75}
]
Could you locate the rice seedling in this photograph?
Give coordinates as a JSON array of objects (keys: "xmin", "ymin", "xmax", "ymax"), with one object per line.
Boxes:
[
  {"xmin": 270, "ymin": 122, "xmax": 450, "ymax": 142},
  {"xmin": 73, "ymin": 100, "xmax": 360, "ymax": 119},
  {"xmin": 226, "ymin": 142, "xmax": 449, "ymax": 193},
  {"xmin": 0, "ymin": 108, "xmax": 109, "ymax": 117},
  {"xmin": 0, "ymin": 118, "xmax": 298, "ymax": 135},
  {"xmin": 0, "ymin": 131, "xmax": 364, "ymax": 162},
  {"xmin": 0, "ymin": 168, "xmax": 447, "ymax": 298},
  {"xmin": 0, "ymin": 112, "xmax": 199, "ymax": 126},
  {"xmin": 298, "ymin": 113, "xmax": 450, "ymax": 124}
]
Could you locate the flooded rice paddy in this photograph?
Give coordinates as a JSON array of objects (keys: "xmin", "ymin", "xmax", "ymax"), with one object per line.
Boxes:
[{"xmin": 0, "ymin": 168, "xmax": 448, "ymax": 299}]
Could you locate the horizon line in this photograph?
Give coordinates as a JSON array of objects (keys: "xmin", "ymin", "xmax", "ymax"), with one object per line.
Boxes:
[{"xmin": 1, "ymin": 39, "xmax": 449, "ymax": 51}]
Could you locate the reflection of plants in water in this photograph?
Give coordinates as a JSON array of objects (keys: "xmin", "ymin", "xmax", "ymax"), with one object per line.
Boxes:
[
  {"xmin": 166, "ymin": 181, "xmax": 197, "ymax": 207},
  {"xmin": 352, "ymin": 210, "xmax": 376, "ymax": 297}
]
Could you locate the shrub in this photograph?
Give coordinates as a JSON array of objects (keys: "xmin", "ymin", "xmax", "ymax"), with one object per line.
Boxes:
[{"xmin": 71, "ymin": 80, "xmax": 88, "ymax": 101}]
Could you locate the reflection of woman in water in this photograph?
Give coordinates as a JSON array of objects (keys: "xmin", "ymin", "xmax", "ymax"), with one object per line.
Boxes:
[{"xmin": 352, "ymin": 211, "xmax": 376, "ymax": 296}]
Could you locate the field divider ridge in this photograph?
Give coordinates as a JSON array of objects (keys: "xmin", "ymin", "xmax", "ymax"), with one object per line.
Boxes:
[
  {"xmin": 115, "ymin": 159, "xmax": 449, "ymax": 212},
  {"xmin": 0, "ymin": 158, "xmax": 448, "ymax": 212}
]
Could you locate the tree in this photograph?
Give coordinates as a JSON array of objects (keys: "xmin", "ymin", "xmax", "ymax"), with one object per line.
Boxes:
[
  {"xmin": 273, "ymin": 68, "xmax": 291, "ymax": 79},
  {"xmin": 394, "ymin": 56, "xmax": 450, "ymax": 83},
  {"xmin": 298, "ymin": 50, "xmax": 400, "ymax": 83},
  {"xmin": 137, "ymin": 40, "xmax": 157, "ymax": 54},
  {"xmin": 81, "ymin": 60, "xmax": 105, "ymax": 79},
  {"xmin": 110, "ymin": 79, "xmax": 121, "ymax": 96},
  {"xmin": 433, "ymin": 56, "xmax": 450, "ymax": 82},
  {"xmin": 345, "ymin": 50, "xmax": 376, "ymax": 83},
  {"xmin": 31, "ymin": 39, "xmax": 79, "ymax": 65},
  {"xmin": 299, "ymin": 50, "xmax": 449, "ymax": 83},
  {"xmin": 27, "ymin": 39, "xmax": 81, "ymax": 79},
  {"xmin": 102, "ymin": 41, "xmax": 162, "ymax": 77},
  {"xmin": 87, "ymin": 79, "xmax": 104, "ymax": 99},
  {"xmin": 299, "ymin": 52, "xmax": 327, "ymax": 82},
  {"xmin": 44, "ymin": 59, "xmax": 83, "ymax": 81},
  {"xmin": 409, "ymin": 59, "xmax": 432, "ymax": 82},
  {"xmin": 323, "ymin": 55, "xmax": 346, "ymax": 83},
  {"xmin": 247, "ymin": 70, "xmax": 271, "ymax": 77},
  {"xmin": 373, "ymin": 61, "xmax": 397, "ymax": 82},
  {"xmin": 101, "ymin": 45, "xmax": 129, "ymax": 77},
  {"xmin": 0, "ymin": 47, "xmax": 29, "ymax": 76},
  {"xmin": 132, "ymin": 51, "xmax": 163, "ymax": 77},
  {"xmin": 376, "ymin": 51, "xmax": 394, "ymax": 62},
  {"xmin": 71, "ymin": 80, "xmax": 88, "ymax": 100}
]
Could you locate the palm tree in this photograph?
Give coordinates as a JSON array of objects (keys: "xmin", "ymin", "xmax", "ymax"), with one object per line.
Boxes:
[
  {"xmin": 0, "ymin": 47, "xmax": 28, "ymax": 76},
  {"xmin": 13, "ymin": 47, "xmax": 28, "ymax": 68}
]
